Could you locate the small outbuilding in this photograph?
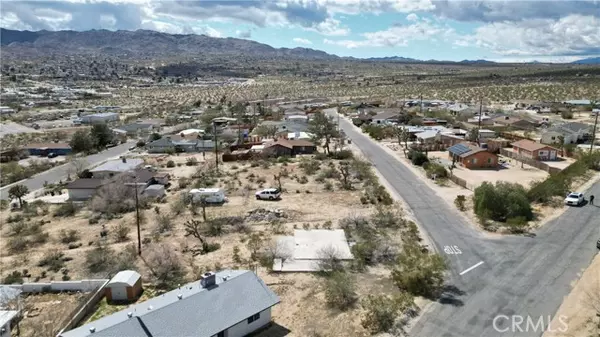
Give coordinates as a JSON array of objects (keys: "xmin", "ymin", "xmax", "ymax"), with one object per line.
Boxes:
[{"xmin": 105, "ymin": 270, "xmax": 142, "ymax": 304}]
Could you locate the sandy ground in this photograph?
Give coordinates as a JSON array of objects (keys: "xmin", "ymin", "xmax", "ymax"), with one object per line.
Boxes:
[
  {"xmin": 16, "ymin": 292, "xmax": 88, "ymax": 337},
  {"xmin": 543, "ymin": 253, "xmax": 600, "ymax": 337},
  {"xmin": 2, "ymin": 152, "xmax": 416, "ymax": 337}
]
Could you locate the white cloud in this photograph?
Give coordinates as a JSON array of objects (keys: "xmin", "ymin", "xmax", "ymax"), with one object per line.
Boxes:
[
  {"xmin": 467, "ymin": 15, "xmax": 600, "ymax": 56},
  {"xmin": 306, "ymin": 18, "xmax": 350, "ymax": 36},
  {"xmin": 406, "ymin": 13, "xmax": 419, "ymax": 21},
  {"xmin": 317, "ymin": 0, "xmax": 434, "ymax": 15},
  {"xmin": 325, "ymin": 20, "xmax": 454, "ymax": 48},
  {"xmin": 293, "ymin": 37, "xmax": 313, "ymax": 45}
]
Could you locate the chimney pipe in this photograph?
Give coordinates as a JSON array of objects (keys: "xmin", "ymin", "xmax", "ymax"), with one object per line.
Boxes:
[{"xmin": 122, "ymin": 157, "xmax": 126, "ymax": 163}]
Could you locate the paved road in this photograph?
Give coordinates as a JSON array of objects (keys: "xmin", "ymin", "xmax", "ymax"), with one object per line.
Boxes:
[
  {"xmin": 328, "ymin": 109, "xmax": 600, "ymax": 337},
  {"xmin": 0, "ymin": 142, "xmax": 134, "ymax": 200}
]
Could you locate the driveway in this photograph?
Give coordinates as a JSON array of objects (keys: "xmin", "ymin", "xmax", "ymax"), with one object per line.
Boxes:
[
  {"xmin": 327, "ymin": 109, "xmax": 600, "ymax": 337},
  {"xmin": 0, "ymin": 141, "xmax": 135, "ymax": 200}
]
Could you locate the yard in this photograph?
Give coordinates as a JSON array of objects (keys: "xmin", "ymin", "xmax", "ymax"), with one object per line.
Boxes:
[
  {"xmin": 427, "ymin": 151, "xmax": 549, "ymax": 189},
  {"xmin": 15, "ymin": 292, "xmax": 88, "ymax": 337},
  {"xmin": 1, "ymin": 149, "xmax": 421, "ymax": 337}
]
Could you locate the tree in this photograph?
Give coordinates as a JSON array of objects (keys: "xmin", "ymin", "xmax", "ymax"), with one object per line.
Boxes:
[
  {"xmin": 9, "ymin": 184, "xmax": 29, "ymax": 207},
  {"xmin": 67, "ymin": 157, "xmax": 88, "ymax": 179},
  {"xmin": 253, "ymin": 124, "xmax": 278, "ymax": 138},
  {"xmin": 317, "ymin": 245, "xmax": 344, "ymax": 272},
  {"xmin": 145, "ymin": 243, "xmax": 185, "ymax": 288},
  {"xmin": 467, "ymin": 128, "xmax": 479, "ymax": 142},
  {"xmin": 183, "ymin": 219, "xmax": 206, "ymax": 243},
  {"xmin": 308, "ymin": 112, "xmax": 339, "ymax": 155},
  {"xmin": 395, "ymin": 127, "xmax": 410, "ymax": 156},
  {"xmin": 392, "ymin": 242, "xmax": 446, "ymax": 297},
  {"xmin": 361, "ymin": 293, "xmax": 415, "ymax": 333},
  {"xmin": 324, "ymin": 272, "xmax": 357, "ymax": 310},
  {"xmin": 473, "ymin": 181, "xmax": 533, "ymax": 223},
  {"xmin": 69, "ymin": 129, "xmax": 93, "ymax": 153},
  {"xmin": 90, "ymin": 124, "xmax": 113, "ymax": 148},
  {"xmin": 150, "ymin": 133, "xmax": 161, "ymax": 141},
  {"xmin": 337, "ymin": 161, "xmax": 352, "ymax": 190}
]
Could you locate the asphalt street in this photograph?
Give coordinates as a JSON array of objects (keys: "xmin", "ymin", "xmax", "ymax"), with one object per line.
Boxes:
[
  {"xmin": 328, "ymin": 109, "xmax": 600, "ymax": 337},
  {"xmin": 0, "ymin": 141, "xmax": 135, "ymax": 200}
]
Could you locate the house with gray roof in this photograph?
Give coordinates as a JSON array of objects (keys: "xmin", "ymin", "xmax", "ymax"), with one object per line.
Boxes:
[
  {"xmin": 59, "ymin": 270, "xmax": 280, "ymax": 337},
  {"xmin": 147, "ymin": 137, "xmax": 216, "ymax": 153},
  {"xmin": 90, "ymin": 158, "xmax": 144, "ymax": 179},
  {"xmin": 541, "ymin": 122, "xmax": 592, "ymax": 145}
]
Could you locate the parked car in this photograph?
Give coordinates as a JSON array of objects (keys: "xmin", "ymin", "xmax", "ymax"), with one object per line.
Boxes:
[
  {"xmin": 564, "ymin": 192, "xmax": 584, "ymax": 206},
  {"xmin": 255, "ymin": 188, "xmax": 281, "ymax": 200},
  {"xmin": 47, "ymin": 152, "xmax": 58, "ymax": 158}
]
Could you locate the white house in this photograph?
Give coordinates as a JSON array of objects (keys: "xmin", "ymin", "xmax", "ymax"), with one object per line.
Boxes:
[
  {"xmin": 80, "ymin": 112, "xmax": 119, "ymax": 124},
  {"xmin": 90, "ymin": 158, "xmax": 144, "ymax": 179},
  {"xmin": 66, "ymin": 178, "xmax": 105, "ymax": 201},
  {"xmin": 478, "ymin": 129, "xmax": 496, "ymax": 139},
  {"xmin": 541, "ymin": 122, "xmax": 592, "ymax": 145},
  {"xmin": 60, "ymin": 270, "xmax": 280, "ymax": 337},
  {"xmin": 0, "ymin": 106, "xmax": 15, "ymax": 115}
]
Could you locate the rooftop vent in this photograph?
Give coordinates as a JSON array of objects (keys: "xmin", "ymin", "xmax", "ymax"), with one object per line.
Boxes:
[
  {"xmin": 127, "ymin": 312, "xmax": 133, "ymax": 318},
  {"xmin": 200, "ymin": 271, "xmax": 216, "ymax": 288},
  {"xmin": 148, "ymin": 306, "xmax": 153, "ymax": 311},
  {"xmin": 90, "ymin": 327, "xmax": 96, "ymax": 333},
  {"xmin": 122, "ymin": 157, "xmax": 126, "ymax": 163},
  {"xmin": 177, "ymin": 294, "xmax": 183, "ymax": 299}
]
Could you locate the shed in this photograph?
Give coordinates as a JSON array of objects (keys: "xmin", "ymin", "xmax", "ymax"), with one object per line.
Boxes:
[
  {"xmin": 105, "ymin": 270, "xmax": 142, "ymax": 303},
  {"xmin": 143, "ymin": 184, "xmax": 165, "ymax": 198}
]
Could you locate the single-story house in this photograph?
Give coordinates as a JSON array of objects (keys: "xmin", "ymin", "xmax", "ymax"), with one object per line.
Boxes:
[
  {"xmin": 371, "ymin": 110, "xmax": 403, "ymax": 125},
  {"xmin": 541, "ymin": 122, "xmax": 592, "ymax": 145},
  {"xmin": 66, "ymin": 178, "xmax": 106, "ymax": 201},
  {"xmin": 0, "ymin": 310, "xmax": 19, "ymax": 337},
  {"xmin": 287, "ymin": 131, "xmax": 312, "ymax": 140},
  {"xmin": 448, "ymin": 143, "xmax": 498, "ymax": 169},
  {"xmin": 263, "ymin": 139, "xmax": 316, "ymax": 157},
  {"xmin": 105, "ymin": 270, "xmax": 142, "ymax": 304},
  {"xmin": 147, "ymin": 137, "xmax": 197, "ymax": 153},
  {"xmin": 438, "ymin": 134, "xmax": 464, "ymax": 147},
  {"xmin": 113, "ymin": 123, "xmax": 157, "ymax": 137},
  {"xmin": 0, "ymin": 106, "xmax": 15, "ymax": 115},
  {"xmin": 60, "ymin": 270, "xmax": 280, "ymax": 337},
  {"xmin": 512, "ymin": 139, "xmax": 559, "ymax": 161},
  {"xmin": 273, "ymin": 229, "xmax": 354, "ymax": 272},
  {"xmin": 24, "ymin": 143, "xmax": 72, "ymax": 156},
  {"xmin": 80, "ymin": 112, "xmax": 119, "ymax": 124},
  {"xmin": 90, "ymin": 158, "xmax": 144, "ymax": 179},
  {"xmin": 285, "ymin": 115, "xmax": 309, "ymax": 123},
  {"xmin": 563, "ymin": 100, "xmax": 591, "ymax": 106},
  {"xmin": 143, "ymin": 184, "xmax": 166, "ymax": 198},
  {"xmin": 467, "ymin": 116, "xmax": 493, "ymax": 125},
  {"xmin": 415, "ymin": 130, "xmax": 441, "ymax": 144},
  {"xmin": 492, "ymin": 116, "xmax": 537, "ymax": 130}
]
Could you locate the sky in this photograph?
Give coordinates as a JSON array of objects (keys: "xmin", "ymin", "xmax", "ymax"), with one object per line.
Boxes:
[{"xmin": 1, "ymin": 0, "xmax": 599, "ymax": 63}]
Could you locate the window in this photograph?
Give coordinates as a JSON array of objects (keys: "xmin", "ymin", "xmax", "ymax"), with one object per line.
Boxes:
[
  {"xmin": 473, "ymin": 158, "xmax": 478, "ymax": 164},
  {"xmin": 487, "ymin": 158, "xmax": 492, "ymax": 164},
  {"xmin": 247, "ymin": 313, "xmax": 261, "ymax": 324}
]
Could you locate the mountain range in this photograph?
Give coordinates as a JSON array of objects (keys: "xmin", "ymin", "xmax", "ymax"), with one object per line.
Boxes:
[{"xmin": 1, "ymin": 28, "xmax": 599, "ymax": 64}]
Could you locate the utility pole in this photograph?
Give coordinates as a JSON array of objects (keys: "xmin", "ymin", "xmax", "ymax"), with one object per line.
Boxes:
[
  {"xmin": 477, "ymin": 96, "xmax": 483, "ymax": 146},
  {"xmin": 213, "ymin": 120, "xmax": 219, "ymax": 171},
  {"xmin": 590, "ymin": 106, "xmax": 599, "ymax": 154},
  {"xmin": 133, "ymin": 174, "xmax": 141, "ymax": 255},
  {"xmin": 419, "ymin": 94, "xmax": 423, "ymax": 114}
]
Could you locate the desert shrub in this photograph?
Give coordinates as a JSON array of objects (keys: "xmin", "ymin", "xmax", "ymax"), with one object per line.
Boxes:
[
  {"xmin": 113, "ymin": 222, "xmax": 131, "ymax": 242},
  {"xmin": 8, "ymin": 237, "xmax": 28, "ymax": 254},
  {"xmin": 409, "ymin": 150, "xmax": 429, "ymax": 166},
  {"xmin": 136, "ymin": 140, "xmax": 145, "ymax": 147},
  {"xmin": 474, "ymin": 182, "xmax": 532, "ymax": 223},
  {"xmin": 59, "ymin": 229, "xmax": 80, "ymax": 244},
  {"xmin": 53, "ymin": 202, "xmax": 79, "ymax": 217},
  {"xmin": 424, "ymin": 162, "xmax": 447, "ymax": 179},
  {"xmin": 277, "ymin": 156, "xmax": 291, "ymax": 163},
  {"xmin": 7, "ymin": 214, "xmax": 23, "ymax": 224},
  {"xmin": 3, "ymin": 271, "xmax": 24, "ymax": 284},
  {"xmin": 186, "ymin": 157, "xmax": 199, "ymax": 166},
  {"xmin": 85, "ymin": 243, "xmax": 115, "ymax": 273},
  {"xmin": 324, "ymin": 181, "xmax": 333, "ymax": 191},
  {"xmin": 298, "ymin": 175, "xmax": 309, "ymax": 184},
  {"xmin": 299, "ymin": 158, "xmax": 321, "ymax": 175},
  {"xmin": 317, "ymin": 245, "xmax": 345, "ymax": 272},
  {"xmin": 330, "ymin": 150, "xmax": 354, "ymax": 160},
  {"xmin": 361, "ymin": 293, "xmax": 415, "ymax": 333},
  {"xmin": 38, "ymin": 251, "xmax": 65, "ymax": 272},
  {"xmin": 392, "ymin": 242, "xmax": 446, "ymax": 297},
  {"xmin": 364, "ymin": 184, "xmax": 393, "ymax": 205},
  {"xmin": 166, "ymin": 160, "xmax": 176, "ymax": 168},
  {"xmin": 115, "ymin": 244, "xmax": 139, "ymax": 271},
  {"xmin": 156, "ymin": 213, "xmax": 173, "ymax": 233},
  {"xmin": 145, "ymin": 243, "xmax": 185, "ymax": 288},
  {"xmin": 370, "ymin": 205, "xmax": 405, "ymax": 229},
  {"xmin": 8, "ymin": 221, "xmax": 27, "ymax": 236},
  {"xmin": 454, "ymin": 195, "xmax": 466, "ymax": 211},
  {"xmin": 203, "ymin": 242, "xmax": 221, "ymax": 254},
  {"xmin": 178, "ymin": 177, "xmax": 190, "ymax": 189},
  {"xmin": 314, "ymin": 153, "xmax": 328, "ymax": 160},
  {"xmin": 90, "ymin": 176, "xmax": 138, "ymax": 215},
  {"xmin": 561, "ymin": 110, "xmax": 574, "ymax": 119},
  {"xmin": 30, "ymin": 231, "xmax": 50, "ymax": 245},
  {"xmin": 170, "ymin": 198, "xmax": 186, "ymax": 215},
  {"xmin": 324, "ymin": 272, "xmax": 357, "ymax": 310},
  {"xmin": 320, "ymin": 167, "xmax": 340, "ymax": 179}
]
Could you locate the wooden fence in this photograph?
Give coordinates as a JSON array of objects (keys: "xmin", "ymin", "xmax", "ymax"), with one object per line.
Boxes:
[{"xmin": 499, "ymin": 148, "xmax": 562, "ymax": 174}]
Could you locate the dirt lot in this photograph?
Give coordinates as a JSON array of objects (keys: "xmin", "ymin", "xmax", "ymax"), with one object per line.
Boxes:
[
  {"xmin": 543, "ymin": 253, "xmax": 600, "ymax": 337},
  {"xmin": 16, "ymin": 292, "xmax": 88, "ymax": 337},
  {"xmin": 1, "ymin": 151, "xmax": 417, "ymax": 337}
]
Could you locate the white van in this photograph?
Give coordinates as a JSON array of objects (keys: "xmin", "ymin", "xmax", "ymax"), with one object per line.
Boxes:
[{"xmin": 189, "ymin": 188, "xmax": 227, "ymax": 204}]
